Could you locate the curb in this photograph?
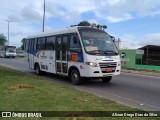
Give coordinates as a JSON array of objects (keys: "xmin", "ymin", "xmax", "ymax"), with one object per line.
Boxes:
[{"xmin": 121, "ymin": 69, "xmax": 160, "ymax": 77}]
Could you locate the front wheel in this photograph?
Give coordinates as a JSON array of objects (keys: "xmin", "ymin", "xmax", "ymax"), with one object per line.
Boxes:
[
  {"xmin": 102, "ymin": 76, "xmax": 112, "ymax": 83},
  {"xmin": 70, "ymin": 69, "xmax": 82, "ymax": 85},
  {"xmin": 35, "ymin": 64, "xmax": 42, "ymax": 75}
]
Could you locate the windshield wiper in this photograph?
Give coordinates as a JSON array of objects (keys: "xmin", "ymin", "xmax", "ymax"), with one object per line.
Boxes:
[
  {"xmin": 102, "ymin": 50, "xmax": 118, "ymax": 55},
  {"xmin": 89, "ymin": 50, "xmax": 103, "ymax": 53},
  {"xmin": 88, "ymin": 50, "xmax": 118, "ymax": 55}
]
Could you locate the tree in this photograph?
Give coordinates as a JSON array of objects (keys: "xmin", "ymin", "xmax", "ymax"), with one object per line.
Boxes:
[
  {"xmin": 96, "ymin": 24, "xmax": 102, "ymax": 29},
  {"xmin": 78, "ymin": 21, "xmax": 91, "ymax": 26},
  {"xmin": 21, "ymin": 38, "xmax": 25, "ymax": 50},
  {"xmin": 0, "ymin": 34, "xmax": 7, "ymax": 46},
  {"xmin": 70, "ymin": 21, "xmax": 107, "ymax": 30},
  {"xmin": 102, "ymin": 25, "xmax": 107, "ymax": 30}
]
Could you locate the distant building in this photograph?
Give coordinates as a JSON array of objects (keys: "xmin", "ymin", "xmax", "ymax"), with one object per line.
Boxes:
[
  {"xmin": 119, "ymin": 49, "xmax": 144, "ymax": 67},
  {"xmin": 118, "ymin": 45, "xmax": 160, "ymax": 70},
  {"xmin": 139, "ymin": 45, "xmax": 160, "ymax": 66},
  {"xmin": 115, "ymin": 38, "xmax": 121, "ymax": 49}
]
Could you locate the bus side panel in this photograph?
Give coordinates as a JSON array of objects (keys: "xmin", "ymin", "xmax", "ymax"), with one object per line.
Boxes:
[
  {"xmin": 24, "ymin": 51, "xmax": 29, "ymax": 68},
  {"xmin": 28, "ymin": 51, "xmax": 34, "ymax": 69},
  {"xmin": 33, "ymin": 50, "xmax": 56, "ymax": 74}
]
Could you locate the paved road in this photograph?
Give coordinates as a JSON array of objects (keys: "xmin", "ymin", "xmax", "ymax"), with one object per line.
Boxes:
[{"xmin": 0, "ymin": 58, "xmax": 160, "ymax": 111}]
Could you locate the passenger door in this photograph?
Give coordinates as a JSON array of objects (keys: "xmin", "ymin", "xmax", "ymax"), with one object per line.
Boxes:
[{"xmin": 56, "ymin": 35, "xmax": 68, "ymax": 74}]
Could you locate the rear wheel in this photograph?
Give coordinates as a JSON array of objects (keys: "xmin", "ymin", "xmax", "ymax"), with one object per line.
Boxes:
[
  {"xmin": 70, "ymin": 69, "xmax": 82, "ymax": 85},
  {"xmin": 35, "ymin": 64, "xmax": 42, "ymax": 75},
  {"xmin": 102, "ymin": 76, "xmax": 112, "ymax": 83}
]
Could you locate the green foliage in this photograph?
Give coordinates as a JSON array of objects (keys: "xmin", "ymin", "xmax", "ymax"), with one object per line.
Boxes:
[
  {"xmin": 102, "ymin": 25, "xmax": 107, "ymax": 29},
  {"xmin": 78, "ymin": 21, "xmax": 91, "ymax": 26},
  {"xmin": 0, "ymin": 65, "xmax": 158, "ymax": 120},
  {"xmin": 71, "ymin": 21, "xmax": 107, "ymax": 30},
  {"xmin": 122, "ymin": 66, "xmax": 160, "ymax": 73},
  {"xmin": 0, "ymin": 34, "xmax": 7, "ymax": 46},
  {"xmin": 20, "ymin": 38, "xmax": 25, "ymax": 50}
]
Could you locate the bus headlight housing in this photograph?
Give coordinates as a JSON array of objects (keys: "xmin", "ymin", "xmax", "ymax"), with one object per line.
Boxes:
[
  {"xmin": 118, "ymin": 61, "xmax": 121, "ymax": 66},
  {"xmin": 85, "ymin": 62, "xmax": 97, "ymax": 67}
]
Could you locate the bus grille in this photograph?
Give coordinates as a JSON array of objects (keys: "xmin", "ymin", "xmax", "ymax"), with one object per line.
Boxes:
[{"xmin": 99, "ymin": 62, "xmax": 117, "ymax": 73}]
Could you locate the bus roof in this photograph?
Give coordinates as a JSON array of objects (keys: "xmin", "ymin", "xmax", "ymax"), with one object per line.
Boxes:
[
  {"xmin": 26, "ymin": 26, "xmax": 105, "ymax": 39},
  {"xmin": 26, "ymin": 26, "xmax": 79, "ymax": 39}
]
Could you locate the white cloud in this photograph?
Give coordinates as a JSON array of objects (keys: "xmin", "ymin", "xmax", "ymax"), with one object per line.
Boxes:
[
  {"xmin": 93, "ymin": 0, "xmax": 160, "ymax": 23},
  {"xmin": 120, "ymin": 33, "xmax": 160, "ymax": 49},
  {"xmin": 120, "ymin": 34, "xmax": 141, "ymax": 49},
  {"xmin": 21, "ymin": 5, "xmax": 42, "ymax": 23},
  {"xmin": 1, "ymin": 0, "xmax": 160, "ymax": 47},
  {"xmin": 106, "ymin": 14, "xmax": 134, "ymax": 23},
  {"xmin": 1, "ymin": 0, "xmax": 160, "ymax": 24},
  {"xmin": 88, "ymin": 19, "xmax": 99, "ymax": 24},
  {"xmin": 139, "ymin": 33, "xmax": 160, "ymax": 46},
  {"xmin": 45, "ymin": 0, "xmax": 95, "ymax": 22}
]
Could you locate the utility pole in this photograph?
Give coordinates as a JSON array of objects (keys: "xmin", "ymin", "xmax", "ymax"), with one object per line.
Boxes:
[
  {"xmin": 6, "ymin": 20, "xmax": 11, "ymax": 46},
  {"xmin": 42, "ymin": 0, "xmax": 45, "ymax": 32}
]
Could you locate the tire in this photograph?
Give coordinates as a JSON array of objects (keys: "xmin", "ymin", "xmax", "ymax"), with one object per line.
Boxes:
[
  {"xmin": 70, "ymin": 69, "xmax": 82, "ymax": 85},
  {"xmin": 35, "ymin": 64, "xmax": 42, "ymax": 75},
  {"xmin": 102, "ymin": 76, "xmax": 112, "ymax": 83}
]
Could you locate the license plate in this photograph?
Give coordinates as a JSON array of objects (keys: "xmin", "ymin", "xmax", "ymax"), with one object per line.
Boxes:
[{"xmin": 105, "ymin": 68, "xmax": 113, "ymax": 72}]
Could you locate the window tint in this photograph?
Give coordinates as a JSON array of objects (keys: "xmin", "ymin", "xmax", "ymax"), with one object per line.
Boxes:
[
  {"xmin": 56, "ymin": 36, "xmax": 62, "ymax": 60},
  {"xmin": 62, "ymin": 36, "xmax": 68, "ymax": 60},
  {"xmin": 25, "ymin": 39, "xmax": 29, "ymax": 51},
  {"xmin": 37, "ymin": 37, "xmax": 46, "ymax": 49},
  {"xmin": 31, "ymin": 39, "xmax": 34, "ymax": 50},
  {"xmin": 56, "ymin": 36, "xmax": 62, "ymax": 51},
  {"xmin": 28, "ymin": 39, "xmax": 34, "ymax": 51},
  {"xmin": 69, "ymin": 35, "xmax": 81, "ymax": 51},
  {"xmin": 62, "ymin": 36, "xmax": 68, "ymax": 52},
  {"xmin": 46, "ymin": 36, "xmax": 55, "ymax": 50}
]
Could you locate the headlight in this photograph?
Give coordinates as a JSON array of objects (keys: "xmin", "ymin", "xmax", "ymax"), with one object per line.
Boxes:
[
  {"xmin": 118, "ymin": 61, "xmax": 121, "ymax": 66},
  {"xmin": 85, "ymin": 62, "xmax": 97, "ymax": 67}
]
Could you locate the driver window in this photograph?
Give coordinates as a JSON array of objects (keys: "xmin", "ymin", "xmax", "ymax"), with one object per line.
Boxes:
[{"xmin": 69, "ymin": 35, "xmax": 81, "ymax": 52}]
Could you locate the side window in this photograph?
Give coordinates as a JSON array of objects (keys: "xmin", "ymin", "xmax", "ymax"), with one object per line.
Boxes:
[
  {"xmin": 46, "ymin": 36, "xmax": 55, "ymax": 50},
  {"xmin": 56, "ymin": 36, "xmax": 62, "ymax": 51},
  {"xmin": 62, "ymin": 36, "xmax": 69, "ymax": 61},
  {"xmin": 34, "ymin": 39, "xmax": 37, "ymax": 50},
  {"xmin": 62, "ymin": 36, "xmax": 68, "ymax": 52},
  {"xmin": 56, "ymin": 36, "xmax": 62, "ymax": 60},
  {"xmin": 69, "ymin": 35, "xmax": 81, "ymax": 52},
  {"xmin": 36, "ymin": 37, "xmax": 46, "ymax": 50},
  {"xmin": 31, "ymin": 39, "xmax": 35, "ymax": 51},
  {"xmin": 28, "ymin": 40, "xmax": 32, "ymax": 51},
  {"xmin": 25, "ymin": 39, "xmax": 29, "ymax": 52}
]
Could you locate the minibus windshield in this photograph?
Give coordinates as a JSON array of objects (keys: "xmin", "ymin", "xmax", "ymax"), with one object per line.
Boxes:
[
  {"xmin": 79, "ymin": 27, "xmax": 118, "ymax": 56},
  {"xmin": 6, "ymin": 46, "xmax": 16, "ymax": 53}
]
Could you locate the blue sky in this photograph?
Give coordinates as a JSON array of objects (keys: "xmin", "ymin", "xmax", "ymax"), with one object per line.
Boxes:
[{"xmin": 0, "ymin": 0, "xmax": 160, "ymax": 48}]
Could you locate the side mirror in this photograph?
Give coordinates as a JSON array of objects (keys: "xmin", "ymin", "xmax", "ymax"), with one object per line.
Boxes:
[{"xmin": 110, "ymin": 36, "xmax": 115, "ymax": 43}]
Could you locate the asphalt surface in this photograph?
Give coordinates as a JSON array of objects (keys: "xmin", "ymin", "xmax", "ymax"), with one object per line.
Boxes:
[{"xmin": 0, "ymin": 57, "xmax": 160, "ymax": 111}]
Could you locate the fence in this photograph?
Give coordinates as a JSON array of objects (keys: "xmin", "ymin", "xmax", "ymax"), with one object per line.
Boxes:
[{"xmin": 142, "ymin": 54, "xmax": 160, "ymax": 66}]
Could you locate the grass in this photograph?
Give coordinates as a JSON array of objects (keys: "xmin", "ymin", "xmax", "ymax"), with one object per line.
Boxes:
[{"xmin": 0, "ymin": 65, "xmax": 159, "ymax": 120}]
